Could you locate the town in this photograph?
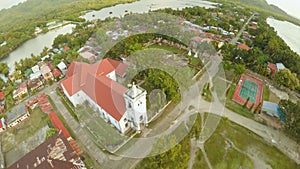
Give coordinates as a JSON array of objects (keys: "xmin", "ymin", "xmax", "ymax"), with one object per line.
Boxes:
[{"xmin": 0, "ymin": 0, "xmax": 299, "ymax": 169}]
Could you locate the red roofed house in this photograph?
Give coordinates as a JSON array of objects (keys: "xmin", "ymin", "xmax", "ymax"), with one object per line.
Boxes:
[
  {"xmin": 0, "ymin": 91, "xmax": 5, "ymax": 113},
  {"xmin": 267, "ymin": 62, "xmax": 278, "ymax": 78},
  {"xmin": 49, "ymin": 112, "xmax": 71, "ymax": 139},
  {"xmin": 237, "ymin": 43, "xmax": 250, "ymax": 51},
  {"xmin": 60, "ymin": 58, "xmax": 147, "ymax": 133}
]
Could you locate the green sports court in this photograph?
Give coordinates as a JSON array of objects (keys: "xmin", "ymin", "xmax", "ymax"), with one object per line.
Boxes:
[{"xmin": 238, "ymin": 78, "xmax": 258, "ymax": 103}]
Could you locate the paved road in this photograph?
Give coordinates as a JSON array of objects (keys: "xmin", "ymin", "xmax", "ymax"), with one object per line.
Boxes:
[
  {"xmin": 48, "ymin": 91, "xmax": 107, "ymax": 169},
  {"xmin": 230, "ymin": 13, "xmax": 255, "ymax": 44}
]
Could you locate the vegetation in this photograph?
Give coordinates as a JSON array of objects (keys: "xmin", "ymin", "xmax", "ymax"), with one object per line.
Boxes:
[
  {"xmin": 45, "ymin": 128, "xmax": 58, "ymax": 140},
  {"xmin": 0, "ymin": 0, "xmax": 136, "ymax": 60},
  {"xmin": 279, "ymin": 100, "xmax": 300, "ymax": 142},
  {"xmin": 202, "ymin": 82, "xmax": 213, "ymax": 102}
]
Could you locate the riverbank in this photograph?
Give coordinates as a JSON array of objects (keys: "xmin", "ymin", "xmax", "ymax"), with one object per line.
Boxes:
[
  {"xmin": 267, "ymin": 17, "xmax": 300, "ymax": 56},
  {"xmin": 0, "ymin": 0, "xmax": 138, "ymax": 61}
]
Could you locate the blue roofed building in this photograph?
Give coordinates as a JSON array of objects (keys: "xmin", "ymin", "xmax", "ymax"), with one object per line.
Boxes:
[{"xmin": 259, "ymin": 101, "xmax": 285, "ymax": 129}]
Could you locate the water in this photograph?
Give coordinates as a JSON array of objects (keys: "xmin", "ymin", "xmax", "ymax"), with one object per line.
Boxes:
[
  {"xmin": 267, "ymin": 18, "xmax": 300, "ymax": 56},
  {"xmin": 81, "ymin": 0, "xmax": 216, "ymax": 21},
  {"xmin": 0, "ymin": 0, "xmax": 27, "ymax": 10},
  {"xmin": 1, "ymin": 24, "xmax": 75, "ymax": 71}
]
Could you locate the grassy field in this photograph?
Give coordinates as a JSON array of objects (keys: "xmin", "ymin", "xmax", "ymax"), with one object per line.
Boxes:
[
  {"xmin": 147, "ymin": 44, "xmax": 187, "ymax": 54},
  {"xmin": 1, "ymin": 108, "xmax": 47, "ymax": 153},
  {"xmin": 76, "ymin": 105, "xmax": 128, "ymax": 151},
  {"xmin": 204, "ymin": 117, "xmax": 299, "ymax": 169}
]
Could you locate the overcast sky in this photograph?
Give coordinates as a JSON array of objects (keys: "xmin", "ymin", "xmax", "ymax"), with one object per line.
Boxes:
[{"xmin": 266, "ymin": 0, "xmax": 300, "ymax": 19}]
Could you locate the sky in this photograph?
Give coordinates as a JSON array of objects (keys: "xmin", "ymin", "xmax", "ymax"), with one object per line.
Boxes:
[{"xmin": 266, "ymin": 0, "xmax": 300, "ymax": 19}]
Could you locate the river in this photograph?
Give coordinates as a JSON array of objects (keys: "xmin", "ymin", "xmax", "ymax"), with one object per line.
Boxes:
[
  {"xmin": 1, "ymin": 24, "xmax": 75, "ymax": 71},
  {"xmin": 267, "ymin": 18, "xmax": 300, "ymax": 56},
  {"xmin": 81, "ymin": 0, "xmax": 216, "ymax": 21}
]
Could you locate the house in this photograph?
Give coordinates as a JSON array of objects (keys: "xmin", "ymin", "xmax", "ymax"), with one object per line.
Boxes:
[
  {"xmin": 259, "ymin": 101, "xmax": 284, "ymax": 129},
  {"xmin": 267, "ymin": 62, "xmax": 278, "ymax": 78},
  {"xmin": 13, "ymin": 82, "xmax": 28, "ymax": 100},
  {"xmin": 41, "ymin": 65, "xmax": 54, "ymax": 81},
  {"xmin": 7, "ymin": 133, "xmax": 86, "ymax": 169},
  {"xmin": 49, "ymin": 112, "xmax": 71, "ymax": 139},
  {"xmin": 7, "ymin": 105, "xmax": 30, "ymax": 128},
  {"xmin": 57, "ymin": 61, "xmax": 67, "ymax": 74},
  {"xmin": 30, "ymin": 65, "xmax": 42, "ymax": 80},
  {"xmin": 237, "ymin": 43, "xmax": 250, "ymax": 51},
  {"xmin": 0, "ymin": 117, "xmax": 6, "ymax": 132},
  {"xmin": 276, "ymin": 63, "xmax": 286, "ymax": 71},
  {"xmin": 28, "ymin": 78, "xmax": 43, "ymax": 91},
  {"xmin": 79, "ymin": 51, "xmax": 96, "ymax": 63},
  {"xmin": 60, "ymin": 58, "xmax": 147, "ymax": 133},
  {"xmin": 0, "ymin": 91, "xmax": 5, "ymax": 113},
  {"xmin": 52, "ymin": 68, "xmax": 62, "ymax": 80}
]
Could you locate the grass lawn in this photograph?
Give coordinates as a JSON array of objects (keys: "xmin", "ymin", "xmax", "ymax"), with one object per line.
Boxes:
[
  {"xmin": 1, "ymin": 108, "xmax": 47, "ymax": 153},
  {"xmin": 263, "ymin": 85, "xmax": 270, "ymax": 101},
  {"xmin": 202, "ymin": 83, "xmax": 213, "ymax": 102},
  {"xmin": 76, "ymin": 105, "xmax": 127, "ymax": 150},
  {"xmin": 192, "ymin": 149, "xmax": 210, "ymax": 169},
  {"xmin": 147, "ymin": 44, "xmax": 187, "ymax": 54},
  {"xmin": 204, "ymin": 117, "xmax": 299, "ymax": 169}
]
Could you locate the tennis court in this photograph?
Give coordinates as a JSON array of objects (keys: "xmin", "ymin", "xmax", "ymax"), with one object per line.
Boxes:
[
  {"xmin": 232, "ymin": 74, "xmax": 263, "ymax": 109},
  {"xmin": 239, "ymin": 79, "xmax": 258, "ymax": 103}
]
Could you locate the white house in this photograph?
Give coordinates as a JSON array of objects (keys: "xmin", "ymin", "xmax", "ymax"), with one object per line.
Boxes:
[{"xmin": 60, "ymin": 58, "xmax": 147, "ymax": 133}]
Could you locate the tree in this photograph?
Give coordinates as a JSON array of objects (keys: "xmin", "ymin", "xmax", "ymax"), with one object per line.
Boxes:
[
  {"xmin": 243, "ymin": 97, "xmax": 250, "ymax": 108},
  {"xmin": 279, "ymin": 100, "xmax": 300, "ymax": 142},
  {"xmin": 46, "ymin": 128, "xmax": 58, "ymax": 140},
  {"xmin": 275, "ymin": 69, "xmax": 299, "ymax": 90}
]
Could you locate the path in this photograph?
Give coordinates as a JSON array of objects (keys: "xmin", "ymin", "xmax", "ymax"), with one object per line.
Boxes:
[{"xmin": 230, "ymin": 13, "xmax": 255, "ymax": 44}]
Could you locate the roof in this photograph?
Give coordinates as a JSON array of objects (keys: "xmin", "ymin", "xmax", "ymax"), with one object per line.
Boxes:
[
  {"xmin": 0, "ymin": 91, "xmax": 5, "ymax": 100},
  {"xmin": 7, "ymin": 133, "xmax": 85, "ymax": 169},
  {"xmin": 61, "ymin": 59, "xmax": 129, "ymax": 121},
  {"xmin": 276, "ymin": 63, "xmax": 286, "ymax": 70},
  {"xmin": 191, "ymin": 36, "xmax": 202, "ymax": 42},
  {"xmin": 52, "ymin": 68, "xmax": 62, "ymax": 77},
  {"xmin": 268, "ymin": 63, "xmax": 278, "ymax": 72},
  {"xmin": 237, "ymin": 43, "xmax": 250, "ymax": 51},
  {"xmin": 7, "ymin": 105, "xmax": 27, "ymax": 124},
  {"xmin": 49, "ymin": 112, "xmax": 71, "ymax": 139},
  {"xmin": 57, "ymin": 61, "xmax": 67, "ymax": 71},
  {"xmin": 262, "ymin": 101, "xmax": 280, "ymax": 118},
  {"xmin": 106, "ymin": 58, "xmax": 128, "ymax": 77},
  {"xmin": 13, "ymin": 82, "xmax": 27, "ymax": 96},
  {"xmin": 31, "ymin": 65, "xmax": 40, "ymax": 73},
  {"xmin": 41, "ymin": 65, "xmax": 51, "ymax": 75}
]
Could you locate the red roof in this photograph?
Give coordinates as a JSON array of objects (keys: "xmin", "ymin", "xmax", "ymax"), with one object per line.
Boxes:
[
  {"xmin": 237, "ymin": 44, "xmax": 250, "ymax": 51},
  {"xmin": 106, "ymin": 58, "xmax": 128, "ymax": 77},
  {"xmin": 52, "ymin": 68, "xmax": 62, "ymax": 77},
  {"xmin": 49, "ymin": 112, "xmax": 71, "ymax": 139},
  {"xmin": 0, "ymin": 91, "xmax": 5, "ymax": 100},
  {"xmin": 191, "ymin": 36, "xmax": 202, "ymax": 42},
  {"xmin": 61, "ymin": 59, "xmax": 128, "ymax": 121},
  {"xmin": 268, "ymin": 63, "xmax": 278, "ymax": 72}
]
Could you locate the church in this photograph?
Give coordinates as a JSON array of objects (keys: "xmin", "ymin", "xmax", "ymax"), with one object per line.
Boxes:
[{"xmin": 60, "ymin": 58, "xmax": 148, "ymax": 133}]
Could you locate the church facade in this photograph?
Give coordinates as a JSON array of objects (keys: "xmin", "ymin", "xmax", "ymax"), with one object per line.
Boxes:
[{"xmin": 60, "ymin": 58, "xmax": 147, "ymax": 133}]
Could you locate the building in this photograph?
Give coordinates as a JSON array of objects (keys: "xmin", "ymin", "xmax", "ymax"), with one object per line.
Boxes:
[
  {"xmin": 60, "ymin": 58, "xmax": 147, "ymax": 133},
  {"xmin": 57, "ymin": 61, "xmax": 67, "ymax": 75},
  {"xmin": 0, "ymin": 91, "xmax": 5, "ymax": 113},
  {"xmin": 6, "ymin": 105, "xmax": 30, "ymax": 128},
  {"xmin": 0, "ymin": 117, "xmax": 6, "ymax": 132},
  {"xmin": 237, "ymin": 43, "xmax": 250, "ymax": 51},
  {"xmin": 41, "ymin": 65, "xmax": 54, "ymax": 81},
  {"xmin": 7, "ymin": 133, "xmax": 86, "ymax": 169},
  {"xmin": 13, "ymin": 82, "xmax": 28, "ymax": 100},
  {"xmin": 28, "ymin": 78, "xmax": 43, "ymax": 91},
  {"xmin": 267, "ymin": 62, "xmax": 278, "ymax": 78},
  {"xmin": 259, "ymin": 101, "xmax": 284, "ymax": 129},
  {"xmin": 276, "ymin": 63, "xmax": 286, "ymax": 71}
]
